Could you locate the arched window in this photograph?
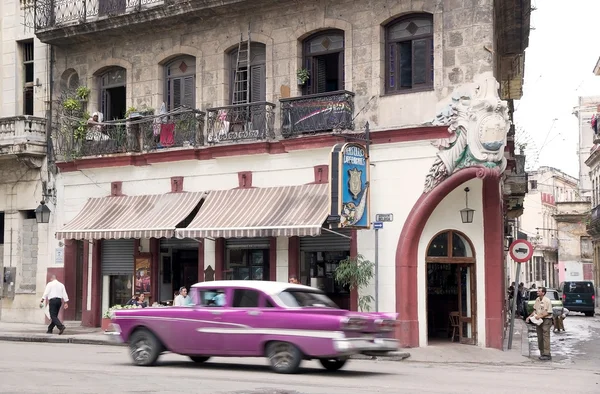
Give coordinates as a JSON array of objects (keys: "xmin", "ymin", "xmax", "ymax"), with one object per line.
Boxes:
[
  {"xmin": 385, "ymin": 14, "xmax": 434, "ymax": 93},
  {"xmin": 165, "ymin": 56, "xmax": 196, "ymax": 111},
  {"xmin": 229, "ymin": 43, "xmax": 266, "ymax": 105},
  {"xmin": 99, "ymin": 67, "xmax": 126, "ymax": 120},
  {"xmin": 302, "ymin": 30, "xmax": 344, "ymax": 95},
  {"xmin": 427, "ymin": 230, "xmax": 474, "ymax": 259}
]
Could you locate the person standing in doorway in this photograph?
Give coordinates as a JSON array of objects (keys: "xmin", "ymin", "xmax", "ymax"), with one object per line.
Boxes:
[
  {"xmin": 526, "ymin": 286, "xmax": 553, "ymax": 361},
  {"xmin": 40, "ymin": 275, "xmax": 69, "ymax": 335}
]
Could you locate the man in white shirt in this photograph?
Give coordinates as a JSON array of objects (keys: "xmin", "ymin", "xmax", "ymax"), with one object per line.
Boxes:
[
  {"xmin": 41, "ymin": 275, "xmax": 69, "ymax": 335},
  {"xmin": 174, "ymin": 287, "xmax": 191, "ymax": 306}
]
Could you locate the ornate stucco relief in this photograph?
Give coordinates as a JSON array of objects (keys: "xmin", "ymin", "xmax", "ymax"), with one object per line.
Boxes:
[{"xmin": 423, "ymin": 76, "xmax": 511, "ymax": 193}]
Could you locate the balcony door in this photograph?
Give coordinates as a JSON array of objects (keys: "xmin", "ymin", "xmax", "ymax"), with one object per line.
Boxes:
[
  {"xmin": 303, "ymin": 30, "xmax": 345, "ymax": 95},
  {"xmin": 99, "ymin": 0, "xmax": 126, "ymax": 17},
  {"xmin": 100, "ymin": 67, "xmax": 126, "ymax": 121}
]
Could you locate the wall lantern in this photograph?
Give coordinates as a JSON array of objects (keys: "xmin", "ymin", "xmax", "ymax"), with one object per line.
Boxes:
[
  {"xmin": 460, "ymin": 187, "xmax": 475, "ymax": 224},
  {"xmin": 35, "ymin": 200, "xmax": 51, "ymax": 224}
]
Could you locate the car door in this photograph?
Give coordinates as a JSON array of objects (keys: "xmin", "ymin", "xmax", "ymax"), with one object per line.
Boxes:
[
  {"xmin": 185, "ymin": 287, "xmax": 230, "ymax": 355},
  {"xmin": 220, "ymin": 288, "xmax": 265, "ymax": 356}
]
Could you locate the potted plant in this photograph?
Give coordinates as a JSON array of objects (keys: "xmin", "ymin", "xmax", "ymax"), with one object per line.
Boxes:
[
  {"xmin": 297, "ymin": 68, "xmax": 310, "ymax": 85},
  {"xmin": 334, "ymin": 254, "xmax": 375, "ymax": 312},
  {"xmin": 76, "ymin": 86, "xmax": 91, "ymax": 102}
]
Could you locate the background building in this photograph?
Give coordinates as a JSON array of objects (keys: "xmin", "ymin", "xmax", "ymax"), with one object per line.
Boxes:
[
  {"xmin": 18, "ymin": 0, "xmax": 530, "ymax": 349},
  {"xmin": 0, "ymin": 0, "xmax": 53, "ymax": 323}
]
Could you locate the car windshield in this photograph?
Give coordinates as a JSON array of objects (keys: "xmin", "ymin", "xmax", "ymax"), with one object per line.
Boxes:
[
  {"xmin": 564, "ymin": 282, "xmax": 594, "ymax": 294},
  {"xmin": 529, "ymin": 290, "xmax": 559, "ymax": 301},
  {"xmin": 277, "ymin": 290, "xmax": 339, "ymax": 308}
]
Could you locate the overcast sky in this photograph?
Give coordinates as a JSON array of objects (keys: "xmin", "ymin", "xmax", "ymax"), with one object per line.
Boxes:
[{"xmin": 513, "ymin": 0, "xmax": 600, "ymax": 178}]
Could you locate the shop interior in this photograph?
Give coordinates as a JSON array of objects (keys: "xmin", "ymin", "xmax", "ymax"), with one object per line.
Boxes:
[
  {"xmin": 300, "ymin": 250, "xmax": 350, "ymax": 310},
  {"xmin": 224, "ymin": 248, "xmax": 269, "ymax": 281},
  {"xmin": 159, "ymin": 241, "xmax": 199, "ymax": 303},
  {"xmin": 427, "ymin": 263, "xmax": 460, "ymax": 340}
]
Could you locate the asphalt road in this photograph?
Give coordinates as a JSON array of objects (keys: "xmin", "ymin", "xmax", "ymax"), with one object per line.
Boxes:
[{"xmin": 0, "ymin": 342, "xmax": 599, "ymax": 394}]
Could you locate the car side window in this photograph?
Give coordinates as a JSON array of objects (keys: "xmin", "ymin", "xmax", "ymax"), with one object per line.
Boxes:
[
  {"xmin": 232, "ymin": 289, "xmax": 260, "ymax": 308},
  {"xmin": 198, "ymin": 289, "xmax": 227, "ymax": 307},
  {"xmin": 265, "ymin": 298, "xmax": 275, "ymax": 308}
]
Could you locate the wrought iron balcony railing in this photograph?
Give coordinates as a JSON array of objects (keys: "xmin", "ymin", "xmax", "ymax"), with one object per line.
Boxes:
[
  {"xmin": 0, "ymin": 116, "xmax": 47, "ymax": 156},
  {"xmin": 33, "ymin": 0, "xmax": 164, "ymax": 30},
  {"xmin": 280, "ymin": 90, "xmax": 355, "ymax": 137},
  {"xmin": 206, "ymin": 102, "xmax": 276, "ymax": 144},
  {"xmin": 52, "ymin": 108, "xmax": 205, "ymax": 161}
]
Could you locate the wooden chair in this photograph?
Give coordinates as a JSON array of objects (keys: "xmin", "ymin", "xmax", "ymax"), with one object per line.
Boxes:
[{"xmin": 449, "ymin": 311, "xmax": 460, "ymax": 342}]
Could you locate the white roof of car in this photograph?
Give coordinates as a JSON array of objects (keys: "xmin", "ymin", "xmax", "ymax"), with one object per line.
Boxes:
[{"xmin": 191, "ymin": 280, "xmax": 314, "ymax": 296}]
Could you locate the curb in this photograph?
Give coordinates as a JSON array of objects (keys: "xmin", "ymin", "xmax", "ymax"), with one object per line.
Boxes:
[
  {"xmin": 0, "ymin": 335, "xmax": 411, "ymax": 361},
  {"xmin": 0, "ymin": 335, "xmax": 124, "ymax": 346}
]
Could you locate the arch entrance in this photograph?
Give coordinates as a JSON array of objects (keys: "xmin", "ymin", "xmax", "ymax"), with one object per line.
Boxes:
[{"xmin": 426, "ymin": 230, "xmax": 477, "ymax": 345}]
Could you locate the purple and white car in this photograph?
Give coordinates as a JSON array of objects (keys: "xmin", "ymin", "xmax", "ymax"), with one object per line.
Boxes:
[{"xmin": 107, "ymin": 280, "xmax": 398, "ymax": 373}]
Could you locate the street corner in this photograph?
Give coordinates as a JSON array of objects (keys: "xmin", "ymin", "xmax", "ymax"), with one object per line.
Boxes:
[{"xmin": 527, "ymin": 314, "xmax": 600, "ymax": 367}]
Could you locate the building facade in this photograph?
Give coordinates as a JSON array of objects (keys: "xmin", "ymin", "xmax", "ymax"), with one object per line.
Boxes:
[
  {"xmin": 24, "ymin": 0, "xmax": 530, "ymax": 349},
  {"xmin": 0, "ymin": 0, "xmax": 52, "ymax": 323}
]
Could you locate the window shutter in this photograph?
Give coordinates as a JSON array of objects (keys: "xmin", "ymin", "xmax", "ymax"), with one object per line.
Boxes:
[
  {"xmin": 250, "ymin": 64, "xmax": 266, "ymax": 103},
  {"xmin": 412, "ymin": 38, "xmax": 427, "ymax": 86},
  {"xmin": 173, "ymin": 78, "xmax": 182, "ymax": 109},
  {"xmin": 315, "ymin": 57, "xmax": 327, "ymax": 94},
  {"xmin": 183, "ymin": 76, "xmax": 195, "ymax": 108}
]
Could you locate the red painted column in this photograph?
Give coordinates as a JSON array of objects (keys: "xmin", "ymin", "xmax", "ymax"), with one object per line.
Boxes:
[
  {"xmin": 269, "ymin": 237, "xmax": 277, "ymax": 281},
  {"xmin": 350, "ymin": 229, "xmax": 358, "ymax": 311},
  {"xmin": 215, "ymin": 238, "xmax": 225, "ymax": 280},
  {"xmin": 62, "ymin": 239, "xmax": 77, "ymax": 320},
  {"xmin": 483, "ymin": 175, "xmax": 504, "ymax": 350},
  {"xmin": 150, "ymin": 238, "xmax": 159, "ymax": 304},
  {"xmin": 90, "ymin": 240, "xmax": 102, "ymax": 327},
  {"xmin": 198, "ymin": 239, "xmax": 205, "ymax": 282},
  {"xmin": 288, "ymin": 236, "xmax": 300, "ymax": 280},
  {"xmin": 80, "ymin": 241, "xmax": 90, "ymax": 325}
]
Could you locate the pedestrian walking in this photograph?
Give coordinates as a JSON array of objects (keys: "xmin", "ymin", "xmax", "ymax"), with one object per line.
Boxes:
[
  {"xmin": 526, "ymin": 286, "xmax": 553, "ymax": 361},
  {"xmin": 40, "ymin": 275, "xmax": 69, "ymax": 335}
]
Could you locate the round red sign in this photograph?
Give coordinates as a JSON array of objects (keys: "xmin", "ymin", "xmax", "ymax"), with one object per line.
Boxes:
[{"xmin": 509, "ymin": 239, "xmax": 534, "ymax": 263}]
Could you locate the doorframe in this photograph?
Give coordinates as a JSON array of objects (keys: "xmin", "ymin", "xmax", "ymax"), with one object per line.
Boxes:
[{"xmin": 425, "ymin": 229, "xmax": 477, "ymax": 345}]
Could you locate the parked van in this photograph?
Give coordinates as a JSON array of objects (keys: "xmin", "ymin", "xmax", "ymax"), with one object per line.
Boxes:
[{"xmin": 559, "ymin": 281, "xmax": 595, "ymax": 316}]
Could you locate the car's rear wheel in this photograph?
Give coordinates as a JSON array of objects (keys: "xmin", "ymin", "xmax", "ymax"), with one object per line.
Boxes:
[
  {"xmin": 319, "ymin": 357, "xmax": 348, "ymax": 371},
  {"xmin": 189, "ymin": 356, "xmax": 211, "ymax": 363},
  {"xmin": 585, "ymin": 311, "xmax": 595, "ymax": 317},
  {"xmin": 129, "ymin": 329, "xmax": 162, "ymax": 366},
  {"xmin": 266, "ymin": 341, "xmax": 302, "ymax": 374}
]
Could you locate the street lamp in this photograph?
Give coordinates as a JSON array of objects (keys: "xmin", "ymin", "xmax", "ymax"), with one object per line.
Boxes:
[
  {"xmin": 35, "ymin": 200, "xmax": 51, "ymax": 224},
  {"xmin": 460, "ymin": 187, "xmax": 475, "ymax": 224}
]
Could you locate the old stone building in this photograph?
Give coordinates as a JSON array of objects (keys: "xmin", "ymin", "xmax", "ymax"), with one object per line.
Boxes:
[
  {"xmin": 26, "ymin": 0, "xmax": 530, "ymax": 349},
  {"xmin": 0, "ymin": 0, "xmax": 53, "ymax": 323}
]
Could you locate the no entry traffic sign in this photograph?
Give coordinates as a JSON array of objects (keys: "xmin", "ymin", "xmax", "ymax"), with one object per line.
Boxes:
[{"xmin": 508, "ymin": 239, "xmax": 534, "ymax": 263}]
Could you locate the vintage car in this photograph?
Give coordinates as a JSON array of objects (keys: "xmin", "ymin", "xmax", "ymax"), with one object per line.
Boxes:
[{"xmin": 106, "ymin": 280, "xmax": 398, "ymax": 373}]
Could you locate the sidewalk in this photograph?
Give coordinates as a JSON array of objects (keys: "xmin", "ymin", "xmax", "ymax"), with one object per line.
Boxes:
[{"xmin": 0, "ymin": 319, "xmax": 532, "ymax": 365}]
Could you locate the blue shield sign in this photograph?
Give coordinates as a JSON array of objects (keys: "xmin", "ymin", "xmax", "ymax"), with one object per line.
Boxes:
[{"xmin": 329, "ymin": 142, "xmax": 370, "ymax": 229}]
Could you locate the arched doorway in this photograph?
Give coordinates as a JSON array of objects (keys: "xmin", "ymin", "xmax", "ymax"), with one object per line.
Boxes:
[{"xmin": 426, "ymin": 230, "xmax": 477, "ymax": 345}]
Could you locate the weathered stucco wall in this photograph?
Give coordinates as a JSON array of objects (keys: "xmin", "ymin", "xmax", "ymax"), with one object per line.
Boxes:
[{"xmin": 51, "ymin": 0, "xmax": 495, "ymax": 131}]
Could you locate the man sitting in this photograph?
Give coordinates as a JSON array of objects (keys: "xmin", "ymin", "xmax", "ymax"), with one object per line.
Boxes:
[{"xmin": 174, "ymin": 287, "xmax": 192, "ymax": 306}]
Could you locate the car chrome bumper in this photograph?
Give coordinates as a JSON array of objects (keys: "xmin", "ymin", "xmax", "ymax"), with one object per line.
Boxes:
[
  {"xmin": 104, "ymin": 323, "xmax": 123, "ymax": 343},
  {"xmin": 333, "ymin": 337, "xmax": 398, "ymax": 354}
]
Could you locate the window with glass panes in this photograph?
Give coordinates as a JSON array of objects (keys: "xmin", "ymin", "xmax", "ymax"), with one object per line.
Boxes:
[{"xmin": 385, "ymin": 15, "xmax": 434, "ymax": 93}]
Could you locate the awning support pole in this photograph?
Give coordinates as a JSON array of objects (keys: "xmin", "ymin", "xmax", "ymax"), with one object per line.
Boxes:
[{"xmin": 321, "ymin": 227, "xmax": 352, "ymax": 239}]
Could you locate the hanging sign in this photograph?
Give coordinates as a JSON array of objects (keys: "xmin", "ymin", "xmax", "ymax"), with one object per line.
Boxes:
[{"xmin": 329, "ymin": 142, "xmax": 370, "ymax": 229}]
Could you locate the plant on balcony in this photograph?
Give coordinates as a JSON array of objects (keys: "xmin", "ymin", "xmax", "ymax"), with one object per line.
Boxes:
[
  {"xmin": 76, "ymin": 86, "xmax": 91, "ymax": 101},
  {"xmin": 296, "ymin": 68, "xmax": 310, "ymax": 85},
  {"xmin": 62, "ymin": 97, "xmax": 81, "ymax": 112},
  {"xmin": 334, "ymin": 254, "xmax": 375, "ymax": 312}
]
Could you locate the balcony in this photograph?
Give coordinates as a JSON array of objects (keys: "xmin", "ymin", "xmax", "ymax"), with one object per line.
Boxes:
[
  {"xmin": 587, "ymin": 205, "xmax": 600, "ymax": 237},
  {"xmin": 280, "ymin": 91, "xmax": 355, "ymax": 137},
  {"xmin": 206, "ymin": 102, "xmax": 276, "ymax": 145},
  {"xmin": 0, "ymin": 116, "xmax": 47, "ymax": 167},
  {"xmin": 52, "ymin": 108, "xmax": 205, "ymax": 161},
  {"xmin": 29, "ymin": 0, "xmax": 259, "ymax": 45}
]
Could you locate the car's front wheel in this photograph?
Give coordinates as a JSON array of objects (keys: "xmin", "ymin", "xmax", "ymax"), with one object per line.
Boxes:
[
  {"xmin": 266, "ymin": 341, "xmax": 302, "ymax": 374},
  {"xmin": 189, "ymin": 356, "xmax": 211, "ymax": 363},
  {"xmin": 319, "ymin": 357, "xmax": 348, "ymax": 371},
  {"xmin": 129, "ymin": 329, "xmax": 162, "ymax": 366},
  {"xmin": 585, "ymin": 311, "xmax": 595, "ymax": 317}
]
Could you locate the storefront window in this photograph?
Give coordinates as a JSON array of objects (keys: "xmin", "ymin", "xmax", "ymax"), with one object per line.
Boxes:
[
  {"xmin": 109, "ymin": 275, "xmax": 133, "ymax": 306},
  {"xmin": 225, "ymin": 248, "xmax": 268, "ymax": 280},
  {"xmin": 301, "ymin": 250, "xmax": 350, "ymax": 309}
]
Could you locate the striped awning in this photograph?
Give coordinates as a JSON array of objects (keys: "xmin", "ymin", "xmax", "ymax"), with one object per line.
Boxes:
[
  {"xmin": 56, "ymin": 192, "xmax": 206, "ymax": 240},
  {"xmin": 176, "ymin": 184, "xmax": 330, "ymax": 239}
]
